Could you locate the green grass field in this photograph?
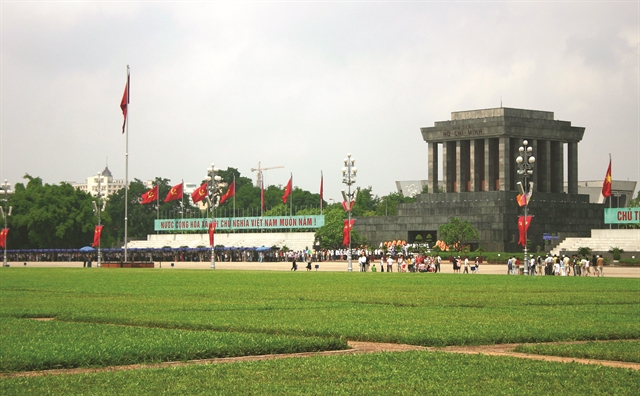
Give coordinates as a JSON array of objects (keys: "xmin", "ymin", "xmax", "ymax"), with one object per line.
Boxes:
[{"xmin": 1, "ymin": 268, "xmax": 638, "ymax": 394}]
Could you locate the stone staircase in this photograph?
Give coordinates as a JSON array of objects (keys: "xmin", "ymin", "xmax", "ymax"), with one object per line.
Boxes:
[{"xmin": 551, "ymin": 229, "xmax": 640, "ymax": 256}]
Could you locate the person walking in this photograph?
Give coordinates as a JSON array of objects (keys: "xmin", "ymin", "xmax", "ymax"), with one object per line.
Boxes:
[{"xmin": 596, "ymin": 255, "xmax": 604, "ymax": 277}]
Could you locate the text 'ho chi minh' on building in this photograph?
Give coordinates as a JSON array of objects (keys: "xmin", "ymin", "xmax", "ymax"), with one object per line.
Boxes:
[{"xmin": 355, "ymin": 107, "xmax": 608, "ymax": 253}]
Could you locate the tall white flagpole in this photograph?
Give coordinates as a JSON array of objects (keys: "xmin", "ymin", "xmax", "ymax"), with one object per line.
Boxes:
[{"xmin": 124, "ymin": 65, "xmax": 130, "ymax": 262}]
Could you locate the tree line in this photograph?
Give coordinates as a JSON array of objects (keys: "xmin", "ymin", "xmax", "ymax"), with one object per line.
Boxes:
[{"xmin": 4, "ymin": 169, "xmax": 418, "ymax": 249}]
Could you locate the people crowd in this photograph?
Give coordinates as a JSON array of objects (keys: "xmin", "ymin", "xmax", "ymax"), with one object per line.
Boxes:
[{"xmin": 506, "ymin": 253, "xmax": 605, "ymax": 277}]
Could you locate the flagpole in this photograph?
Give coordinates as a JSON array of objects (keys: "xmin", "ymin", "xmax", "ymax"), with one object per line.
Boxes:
[
  {"xmin": 320, "ymin": 171, "xmax": 323, "ymax": 215},
  {"xmin": 261, "ymin": 172, "xmax": 264, "ymax": 218},
  {"xmin": 124, "ymin": 65, "xmax": 129, "ymax": 263},
  {"xmin": 609, "ymin": 154, "xmax": 612, "ymax": 230},
  {"xmin": 155, "ymin": 184, "xmax": 159, "ymax": 235},
  {"xmin": 290, "ymin": 173, "xmax": 293, "ymax": 216},
  {"xmin": 233, "ymin": 175, "xmax": 236, "ymax": 218},
  {"xmin": 181, "ymin": 180, "xmax": 184, "ymax": 221}
]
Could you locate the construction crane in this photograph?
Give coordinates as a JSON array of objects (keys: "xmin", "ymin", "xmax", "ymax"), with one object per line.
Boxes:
[{"xmin": 251, "ymin": 162, "xmax": 284, "ymax": 187}]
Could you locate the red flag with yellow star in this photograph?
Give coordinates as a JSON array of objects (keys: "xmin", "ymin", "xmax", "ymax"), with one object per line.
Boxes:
[
  {"xmin": 517, "ymin": 216, "xmax": 532, "ymax": 247},
  {"xmin": 343, "ymin": 219, "xmax": 355, "ymax": 246},
  {"xmin": 0, "ymin": 228, "xmax": 8, "ymax": 249},
  {"xmin": 601, "ymin": 159, "xmax": 612, "ymax": 198}
]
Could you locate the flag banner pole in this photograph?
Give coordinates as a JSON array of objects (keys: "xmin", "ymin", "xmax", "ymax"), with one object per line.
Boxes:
[
  {"xmin": 320, "ymin": 170, "xmax": 323, "ymax": 215},
  {"xmin": 124, "ymin": 65, "xmax": 130, "ymax": 262},
  {"xmin": 156, "ymin": 183, "xmax": 159, "ymax": 234},
  {"xmin": 233, "ymin": 175, "xmax": 236, "ymax": 219}
]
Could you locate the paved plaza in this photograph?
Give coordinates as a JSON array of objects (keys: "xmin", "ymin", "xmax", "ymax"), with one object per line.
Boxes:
[{"xmin": 9, "ymin": 260, "xmax": 640, "ymax": 278}]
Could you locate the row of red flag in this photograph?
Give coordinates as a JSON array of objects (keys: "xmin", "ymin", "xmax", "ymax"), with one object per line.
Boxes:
[{"xmin": 138, "ymin": 174, "xmax": 310, "ymax": 208}]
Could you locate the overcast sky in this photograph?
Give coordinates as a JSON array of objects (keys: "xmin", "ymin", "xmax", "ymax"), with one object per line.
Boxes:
[{"xmin": 1, "ymin": 1, "xmax": 638, "ymax": 202}]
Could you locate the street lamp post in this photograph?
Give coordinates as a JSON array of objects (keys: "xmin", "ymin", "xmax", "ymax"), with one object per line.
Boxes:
[
  {"xmin": 206, "ymin": 164, "xmax": 222, "ymax": 269},
  {"xmin": 516, "ymin": 140, "xmax": 536, "ymax": 275},
  {"xmin": 341, "ymin": 153, "xmax": 357, "ymax": 272},
  {"xmin": 1, "ymin": 180, "xmax": 11, "ymax": 267}
]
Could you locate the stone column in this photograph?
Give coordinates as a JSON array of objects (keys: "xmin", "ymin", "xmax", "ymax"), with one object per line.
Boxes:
[
  {"xmin": 550, "ymin": 141, "xmax": 564, "ymax": 193},
  {"xmin": 485, "ymin": 138, "xmax": 497, "ymax": 191},
  {"xmin": 456, "ymin": 140, "xmax": 470, "ymax": 192},
  {"xmin": 498, "ymin": 137, "xmax": 511, "ymax": 191},
  {"xmin": 443, "ymin": 141, "xmax": 456, "ymax": 193},
  {"xmin": 470, "ymin": 139, "xmax": 484, "ymax": 192},
  {"xmin": 428, "ymin": 142, "xmax": 439, "ymax": 194},
  {"xmin": 567, "ymin": 141, "xmax": 578, "ymax": 195},
  {"xmin": 537, "ymin": 140, "xmax": 551, "ymax": 193}
]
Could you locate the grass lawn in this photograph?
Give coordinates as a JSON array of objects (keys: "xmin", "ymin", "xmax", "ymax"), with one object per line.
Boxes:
[
  {"xmin": 1, "ymin": 351, "xmax": 638, "ymax": 395},
  {"xmin": 0, "ymin": 268, "xmax": 638, "ymax": 394},
  {"xmin": 0, "ymin": 317, "xmax": 346, "ymax": 372},
  {"xmin": 2, "ymin": 269, "xmax": 637, "ymax": 345},
  {"xmin": 515, "ymin": 340, "xmax": 640, "ymax": 363}
]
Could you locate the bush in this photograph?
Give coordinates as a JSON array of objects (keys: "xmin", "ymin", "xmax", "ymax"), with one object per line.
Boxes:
[{"xmin": 619, "ymin": 257, "xmax": 640, "ymax": 266}]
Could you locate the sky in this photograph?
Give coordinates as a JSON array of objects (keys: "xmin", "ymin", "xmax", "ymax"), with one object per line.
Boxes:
[{"xmin": 1, "ymin": 1, "xmax": 639, "ymax": 202}]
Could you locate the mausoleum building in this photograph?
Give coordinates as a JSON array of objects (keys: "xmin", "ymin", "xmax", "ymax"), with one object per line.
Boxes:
[{"xmin": 355, "ymin": 107, "xmax": 606, "ymax": 252}]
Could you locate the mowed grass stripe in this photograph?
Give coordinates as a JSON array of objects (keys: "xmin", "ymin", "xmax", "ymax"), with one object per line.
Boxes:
[
  {"xmin": 1, "ymin": 350, "xmax": 638, "ymax": 395},
  {"xmin": 1, "ymin": 269, "xmax": 638, "ymax": 346},
  {"xmin": 0, "ymin": 317, "xmax": 347, "ymax": 373},
  {"xmin": 515, "ymin": 340, "xmax": 640, "ymax": 363}
]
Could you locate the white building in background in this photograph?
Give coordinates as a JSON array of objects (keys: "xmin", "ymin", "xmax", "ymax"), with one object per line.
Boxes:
[{"xmin": 74, "ymin": 166, "xmax": 126, "ymax": 197}]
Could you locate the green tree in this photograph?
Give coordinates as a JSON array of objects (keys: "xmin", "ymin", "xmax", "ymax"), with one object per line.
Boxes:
[
  {"xmin": 375, "ymin": 192, "xmax": 417, "ymax": 216},
  {"xmin": 314, "ymin": 204, "xmax": 364, "ymax": 249},
  {"xmin": 438, "ymin": 217, "xmax": 479, "ymax": 252},
  {"xmin": 9, "ymin": 175, "xmax": 96, "ymax": 248}
]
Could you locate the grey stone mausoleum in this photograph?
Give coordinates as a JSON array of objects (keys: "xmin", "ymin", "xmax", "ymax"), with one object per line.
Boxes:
[{"xmin": 355, "ymin": 107, "xmax": 605, "ymax": 252}]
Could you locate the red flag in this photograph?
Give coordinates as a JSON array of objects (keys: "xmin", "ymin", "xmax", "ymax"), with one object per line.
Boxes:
[
  {"xmin": 191, "ymin": 183, "xmax": 208, "ymax": 204},
  {"xmin": 342, "ymin": 200, "xmax": 355, "ymax": 212},
  {"xmin": 208, "ymin": 221, "xmax": 216, "ymax": 246},
  {"xmin": 602, "ymin": 159, "xmax": 612, "ymax": 198},
  {"xmin": 261, "ymin": 179, "xmax": 265, "ymax": 213},
  {"xmin": 92, "ymin": 225, "xmax": 103, "ymax": 247},
  {"xmin": 0, "ymin": 228, "xmax": 8, "ymax": 249},
  {"xmin": 219, "ymin": 181, "xmax": 235, "ymax": 206},
  {"xmin": 282, "ymin": 176, "xmax": 292, "ymax": 204},
  {"xmin": 320, "ymin": 172, "xmax": 324, "ymax": 210},
  {"xmin": 517, "ymin": 216, "xmax": 532, "ymax": 247},
  {"xmin": 120, "ymin": 70, "xmax": 129, "ymax": 134},
  {"xmin": 164, "ymin": 183, "xmax": 184, "ymax": 203},
  {"xmin": 343, "ymin": 219, "xmax": 355, "ymax": 246},
  {"xmin": 141, "ymin": 185, "xmax": 158, "ymax": 205}
]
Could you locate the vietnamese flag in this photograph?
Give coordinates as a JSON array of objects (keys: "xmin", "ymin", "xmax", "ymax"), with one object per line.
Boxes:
[
  {"xmin": 120, "ymin": 69, "xmax": 129, "ymax": 134},
  {"xmin": 164, "ymin": 182, "xmax": 184, "ymax": 203},
  {"xmin": 208, "ymin": 221, "xmax": 217, "ymax": 246},
  {"xmin": 282, "ymin": 176, "xmax": 292, "ymax": 204},
  {"xmin": 141, "ymin": 185, "xmax": 158, "ymax": 205},
  {"xmin": 342, "ymin": 219, "xmax": 355, "ymax": 246},
  {"xmin": 602, "ymin": 159, "xmax": 612, "ymax": 198},
  {"xmin": 219, "ymin": 181, "xmax": 235, "ymax": 206},
  {"xmin": 517, "ymin": 216, "xmax": 532, "ymax": 247},
  {"xmin": 0, "ymin": 228, "xmax": 8, "ymax": 249},
  {"xmin": 92, "ymin": 225, "xmax": 104, "ymax": 247},
  {"xmin": 191, "ymin": 183, "xmax": 208, "ymax": 204}
]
